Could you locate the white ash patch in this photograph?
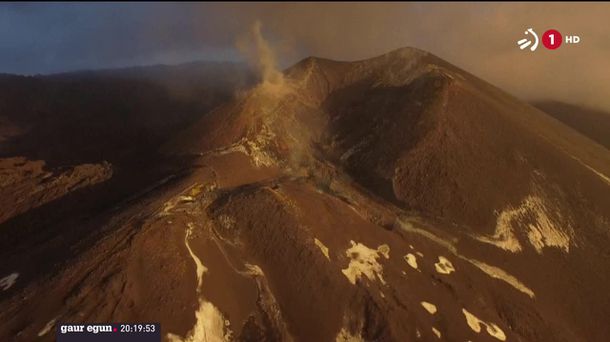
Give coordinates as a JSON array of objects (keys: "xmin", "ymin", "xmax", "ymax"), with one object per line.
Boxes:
[
  {"xmin": 569, "ymin": 154, "xmax": 610, "ymax": 186},
  {"xmin": 341, "ymin": 241, "xmax": 390, "ymax": 285},
  {"xmin": 397, "ymin": 219, "xmax": 458, "ymax": 254},
  {"xmin": 377, "ymin": 244, "xmax": 390, "ymax": 259},
  {"xmin": 185, "ymin": 223, "xmax": 207, "ymax": 290},
  {"xmin": 476, "ymin": 189, "xmax": 574, "ymax": 254},
  {"xmin": 245, "ymin": 122, "xmax": 278, "ymax": 168},
  {"xmin": 397, "ymin": 216, "xmax": 535, "ymax": 298},
  {"xmin": 335, "ymin": 314, "xmax": 364, "ymax": 342},
  {"xmin": 218, "ymin": 215, "xmax": 236, "ymax": 231},
  {"xmin": 37, "ymin": 317, "xmax": 58, "ymax": 337},
  {"xmin": 335, "ymin": 327, "xmax": 363, "ymax": 342},
  {"xmin": 467, "ymin": 259, "xmax": 535, "ymax": 298},
  {"xmin": 160, "ymin": 199, "xmax": 177, "ymax": 216},
  {"xmin": 314, "ymin": 238, "xmax": 330, "ymax": 260},
  {"xmin": 244, "ymin": 264, "xmax": 264, "ymax": 277},
  {"xmin": 434, "ymin": 256, "xmax": 455, "ymax": 275},
  {"xmin": 167, "ymin": 301, "xmax": 232, "ymax": 342},
  {"xmin": 0, "ymin": 272, "xmax": 18, "ymax": 291},
  {"xmin": 178, "ymin": 195, "xmax": 195, "ymax": 203},
  {"xmin": 420, "ymin": 301, "xmax": 437, "ymax": 314},
  {"xmin": 214, "ymin": 142, "xmax": 249, "ymax": 157},
  {"xmin": 486, "ymin": 323, "xmax": 507, "ymax": 341},
  {"xmin": 245, "ymin": 142, "xmax": 275, "ymax": 168},
  {"xmin": 167, "ymin": 223, "xmax": 232, "ymax": 342},
  {"xmin": 476, "ymin": 208, "xmax": 523, "ymax": 253},
  {"xmin": 213, "ymin": 123, "xmax": 277, "ymax": 168},
  {"xmin": 462, "ymin": 308, "xmax": 506, "ymax": 341},
  {"xmin": 432, "ymin": 327, "xmax": 441, "ymax": 339},
  {"xmin": 340, "ymin": 139, "xmax": 370, "ymax": 163},
  {"xmin": 404, "ymin": 253, "xmax": 418, "ymax": 270},
  {"xmin": 462, "ymin": 308, "xmax": 482, "ymax": 333}
]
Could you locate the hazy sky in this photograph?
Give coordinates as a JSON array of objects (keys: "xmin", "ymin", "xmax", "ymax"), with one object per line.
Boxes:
[{"xmin": 2, "ymin": 2, "xmax": 609, "ymax": 110}]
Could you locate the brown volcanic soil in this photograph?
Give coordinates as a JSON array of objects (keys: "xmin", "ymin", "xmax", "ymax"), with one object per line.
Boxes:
[
  {"xmin": 0, "ymin": 62, "xmax": 252, "ymax": 165},
  {"xmin": 0, "ymin": 157, "xmax": 112, "ymax": 224},
  {"xmin": 1, "ymin": 48, "xmax": 610, "ymax": 342}
]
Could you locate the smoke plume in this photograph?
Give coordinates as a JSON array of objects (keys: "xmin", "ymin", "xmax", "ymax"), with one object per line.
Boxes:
[{"xmin": 236, "ymin": 20, "xmax": 285, "ymax": 92}]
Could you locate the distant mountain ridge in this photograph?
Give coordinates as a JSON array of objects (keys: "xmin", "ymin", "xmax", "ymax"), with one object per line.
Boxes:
[
  {"xmin": 533, "ymin": 100, "xmax": 610, "ymax": 149},
  {"xmin": 0, "ymin": 61, "xmax": 254, "ymax": 165}
]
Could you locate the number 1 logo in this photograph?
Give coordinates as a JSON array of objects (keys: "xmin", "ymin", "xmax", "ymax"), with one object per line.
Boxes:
[{"xmin": 542, "ymin": 29, "xmax": 563, "ymax": 50}]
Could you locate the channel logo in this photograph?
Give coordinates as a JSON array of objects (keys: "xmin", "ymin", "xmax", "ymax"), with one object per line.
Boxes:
[
  {"xmin": 517, "ymin": 28, "xmax": 581, "ymax": 51},
  {"xmin": 517, "ymin": 28, "xmax": 539, "ymax": 51}
]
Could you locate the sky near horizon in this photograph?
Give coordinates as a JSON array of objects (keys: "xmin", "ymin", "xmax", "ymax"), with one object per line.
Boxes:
[{"xmin": 2, "ymin": 2, "xmax": 609, "ymax": 110}]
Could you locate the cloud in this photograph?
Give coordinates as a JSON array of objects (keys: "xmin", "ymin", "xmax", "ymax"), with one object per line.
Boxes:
[{"xmin": 2, "ymin": 3, "xmax": 609, "ymax": 111}]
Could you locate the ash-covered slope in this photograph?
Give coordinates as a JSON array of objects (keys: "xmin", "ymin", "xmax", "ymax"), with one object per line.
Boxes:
[
  {"xmin": 170, "ymin": 47, "xmax": 610, "ymax": 242},
  {"xmin": 158, "ymin": 47, "xmax": 610, "ymax": 340},
  {"xmin": 3, "ymin": 48, "xmax": 610, "ymax": 342}
]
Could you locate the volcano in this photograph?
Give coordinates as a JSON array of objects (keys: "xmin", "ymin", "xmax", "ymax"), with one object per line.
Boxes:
[{"xmin": 1, "ymin": 48, "xmax": 609, "ymax": 342}]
